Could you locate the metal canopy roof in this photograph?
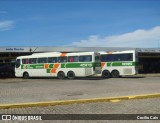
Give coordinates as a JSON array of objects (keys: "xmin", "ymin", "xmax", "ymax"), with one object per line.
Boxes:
[{"xmin": 0, "ymin": 46, "xmax": 160, "ymax": 53}]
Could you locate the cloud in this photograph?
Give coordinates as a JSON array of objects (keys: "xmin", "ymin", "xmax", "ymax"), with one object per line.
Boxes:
[
  {"xmin": 0, "ymin": 20, "xmax": 14, "ymax": 31},
  {"xmin": 68, "ymin": 26, "xmax": 160, "ymax": 48}
]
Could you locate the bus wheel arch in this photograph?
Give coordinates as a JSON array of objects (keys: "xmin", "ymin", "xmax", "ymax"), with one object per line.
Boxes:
[
  {"xmin": 23, "ymin": 72, "xmax": 29, "ymax": 79},
  {"xmin": 67, "ymin": 71, "xmax": 75, "ymax": 80},
  {"xmin": 57, "ymin": 71, "xmax": 65, "ymax": 79},
  {"xmin": 111, "ymin": 70, "xmax": 120, "ymax": 78},
  {"xmin": 102, "ymin": 70, "xmax": 110, "ymax": 78}
]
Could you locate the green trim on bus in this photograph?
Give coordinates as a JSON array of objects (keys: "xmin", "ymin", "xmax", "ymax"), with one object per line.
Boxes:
[
  {"xmin": 105, "ymin": 62, "xmax": 137, "ymax": 67},
  {"xmin": 21, "ymin": 62, "xmax": 101, "ymax": 69}
]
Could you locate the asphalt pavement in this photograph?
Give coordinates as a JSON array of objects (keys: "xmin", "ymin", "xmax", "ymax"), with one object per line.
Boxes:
[{"xmin": 0, "ymin": 76, "xmax": 160, "ymax": 104}]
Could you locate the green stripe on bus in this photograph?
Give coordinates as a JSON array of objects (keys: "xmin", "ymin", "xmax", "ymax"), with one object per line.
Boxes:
[
  {"xmin": 63, "ymin": 63, "xmax": 93, "ymax": 68},
  {"xmin": 106, "ymin": 62, "xmax": 136, "ymax": 67},
  {"xmin": 21, "ymin": 64, "xmax": 44, "ymax": 69},
  {"xmin": 21, "ymin": 62, "xmax": 101, "ymax": 69}
]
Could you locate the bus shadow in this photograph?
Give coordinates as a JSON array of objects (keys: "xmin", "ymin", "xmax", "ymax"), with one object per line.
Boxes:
[
  {"xmin": 10, "ymin": 76, "xmax": 145, "ymax": 80},
  {"xmin": 77, "ymin": 77, "xmax": 108, "ymax": 80},
  {"xmin": 27, "ymin": 77, "xmax": 106, "ymax": 80},
  {"xmin": 120, "ymin": 76, "xmax": 145, "ymax": 79}
]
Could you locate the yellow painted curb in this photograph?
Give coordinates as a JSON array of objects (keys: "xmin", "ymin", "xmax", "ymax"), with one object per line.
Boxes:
[
  {"xmin": 110, "ymin": 99, "xmax": 121, "ymax": 103},
  {"xmin": 0, "ymin": 93, "xmax": 160, "ymax": 109}
]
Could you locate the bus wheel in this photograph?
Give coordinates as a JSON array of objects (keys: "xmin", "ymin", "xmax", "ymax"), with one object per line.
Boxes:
[
  {"xmin": 67, "ymin": 71, "xmax": 75, "ymax": 80},
  {"xmin": 102, "ymin": 70, "xmax": 110, "ymax": 78},
  {"xmin": 23, "ymin": 72, "xmax": 29, "ymax": 79},
  {"xmin": 111, "ymin": 70, "xmax": 119, "ymax": 78},
  {"xmin": 57, "ymin": 71, "xmax": 65, "ymax": 79}
]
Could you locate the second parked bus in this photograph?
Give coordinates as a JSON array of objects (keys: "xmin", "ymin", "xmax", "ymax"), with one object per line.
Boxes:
[{"xmin": 100, "ymin": 50, "xmax": 138, "ymax": 78}]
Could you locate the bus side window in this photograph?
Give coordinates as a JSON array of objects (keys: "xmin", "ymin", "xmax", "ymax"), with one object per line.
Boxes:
[
  {"xmin": 79, "ymin": 55, "xmax": 92, "ymax": 62},
  {"xmin": 68, "ymin": 56, "xmax": 79, "ymax": 62},
  {"xmin": 48, "ymin": 57, "xmax": 57, "ymax": 63},
  {"xmin": 29, "ymin": 58, "xmax": 37, "ymax": 64},
  {"xmin": 15, "ymin": 59, "xmax": 20, "ymax": 68},
  {"xmin": 127, "ymin": 54, "xmax": 133, "ymax": 61},
  {"xmin": 22, "ymin": 59, "xmax": 29, "ymax": 64},
  {"xmin": 106, "ymin": 55, "xmax": 113, "ymax": 62},
  {"xmin": 26, "ymin": 59, "xmax": 29, "ymax": 64},
  {"xmin": 38, "ymin": 58, "xmax": 47, "ymax": 63},
  {"xmin": 22, "ymin": 59, "xmax": 25, "ymax": 64},
  {"xmin": 58, "ymin": 57, "xmax": 67, "ymax": 63},
  {"xmin": 70, "ymin": 57, "xmax": 74, "ymax": 62}
]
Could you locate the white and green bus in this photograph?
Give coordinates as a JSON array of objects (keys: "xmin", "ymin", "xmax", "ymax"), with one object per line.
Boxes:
[
  {"xmin": 100, "ymin": 50, "xmax": 138, "ymax": 78},
  {"xmin": 15, "ymin": 52, "xmax": 101, "ymax": 79}
]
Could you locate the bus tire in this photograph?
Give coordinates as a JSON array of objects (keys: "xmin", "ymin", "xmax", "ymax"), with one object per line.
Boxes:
[
  {"xmin": 57, "ymin": 71, "xmax": 65, "ymax": 79},
  {"xmin": 23, "ymin": 72, "xmax": 29, "ymax": 79},
  {"xmin": 102, "ymin": 70, "xmax": 110, "ymax": 78},
  {"xmin": 111, "ymin": 70, "xmax": 119, "ymax": 78},
  {"xmin": 67, "ymin": 71, "xmax": 75, "ymax": 80}
]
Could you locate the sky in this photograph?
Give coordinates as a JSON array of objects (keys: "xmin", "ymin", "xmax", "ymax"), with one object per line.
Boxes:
[{"xmin": 0, "ymin": 0, "xmax": 160, "ymax": 48}]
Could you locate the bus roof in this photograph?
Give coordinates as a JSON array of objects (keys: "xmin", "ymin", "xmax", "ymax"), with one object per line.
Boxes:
[
  {"xmin": 16, "ymin": 52, "xmax": 98, "ymax": 59},
  {"xmin": 99, "ymin": 50, "xmax": 135, "ymax": 54}
]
